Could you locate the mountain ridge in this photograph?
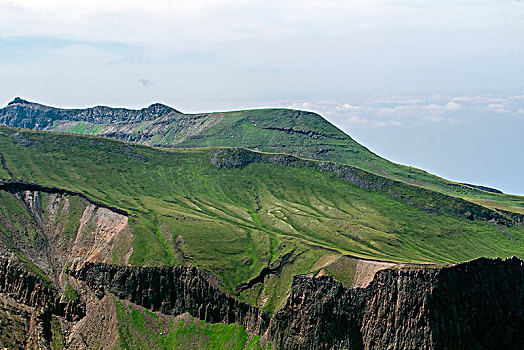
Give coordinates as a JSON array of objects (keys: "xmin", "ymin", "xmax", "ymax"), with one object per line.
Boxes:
[{"xmin": 1, "ymin": 98, "xmax": 523, "ymax": 216}]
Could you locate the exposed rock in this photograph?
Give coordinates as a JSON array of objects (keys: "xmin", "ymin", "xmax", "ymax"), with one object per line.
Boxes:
[
  {"xmin": 1, "ymin": 97, "xmax": 177, "ymax": 129},
  {"xmin": 0, "ymin": 255, "xmax": 85, "ymax": 349},
  {"xmin": 0, "ymin": 152, "xmax": 14, "ymax": 178},
  {"xmin": 259, "ymin": 125, "xmax": 346, "ymax": 140},
  {"xmin": 459, "ymin": 182, "xmax": 504, "ymax": 194},
  {"xmin": 2, "ymin": 248, "xmax": 524, "ymax": 349},
  {"xmin": 235, "ymin": 251, "xmax": 297, "ymax": 294},
  {"xmin": 0, "ymin": 180, "xmax": 128, "ymax": 217},
  {"xmin": 266, "ymin": 257, "xmax": 524, "ymax": 350},
  {"xmin": 70, "ymin": 262, "xmax": 270, "ymax": 335}
]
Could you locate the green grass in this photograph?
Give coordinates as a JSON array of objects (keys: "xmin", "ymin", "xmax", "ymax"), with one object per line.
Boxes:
[
  {"xmin": 114, "ymin": 299, "xmax": 269, "ymax": 350},
  {"xmin": 50, "ymin": 315, "xmax": 65, "ymax": 350},
  {"xmin": 63, "ymin": 282, "xmax": 79, "ymax": 303},
  {"xmin": 1, "ymin": 126, "xmax": 524, "ymax": 312},
  {"xmin": 42, "ymin": 107, "xmax": 524, "ymax": 214}
]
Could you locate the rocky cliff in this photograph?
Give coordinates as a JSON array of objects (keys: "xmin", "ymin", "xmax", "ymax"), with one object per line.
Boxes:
[
  {"xmin": 0, "ymin": 98, "xmax": 222, "ymax": 147},
  {"xmin": 0, "ymin": 255, "xmax": 85, "ymax": 349},
  {"xmin": 66, "ymin": 257, "xmax": 524, "ymax": 350},
  {"xmin": 267, "ymin": 257, "xmax": 524, "ymax": 350},
  {"xmin": 0, "ymin": 97, "xmax": 176, "ymax": 129},
  {"xmin": 70, "ymin": 262, "xmax": 270, "ymax": 334},
  {"xmin": 1, "ymin": 248, "xmax": 524, "ymax": 349}
]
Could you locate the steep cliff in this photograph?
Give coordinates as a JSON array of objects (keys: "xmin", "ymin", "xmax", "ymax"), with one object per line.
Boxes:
[
  {"xmin": 0, "ymin": 255, "xmax": 85, "ymax": 349},
  {"xmin": 267, "ymin": 257, "xmax": 524, "ymax": 350},
  {"xmin": 2, "ymin": 248, "xmax": 524, "ymax": 349},
  {"xmin": 64, "ymin": 256, "xmax": 524, "ymax": 349},
  {"xmin": 70, "ymin": 262, "xmax": 270, "ymax": 335}
]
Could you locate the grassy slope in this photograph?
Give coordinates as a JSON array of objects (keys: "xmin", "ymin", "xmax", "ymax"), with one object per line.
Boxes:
[
  {"xmin": 114, "ymin": 300, "xmax": 268, "ymax": 350},
  {"xmin": 50, "ymin": 108, "xmax": 524, "ymax": 214},
  {"xmin": 1, "ymin": 126, "xmax": 524, "ymax": 312}
]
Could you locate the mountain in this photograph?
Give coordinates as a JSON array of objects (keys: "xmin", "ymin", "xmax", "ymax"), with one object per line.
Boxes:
[
  {"xmin": 2, "ymin": 97, "xmax": 523, "ymax": 217},
  {"xmin": 1, "ymin": 100, "xmax": 524, "ymax": 348}
]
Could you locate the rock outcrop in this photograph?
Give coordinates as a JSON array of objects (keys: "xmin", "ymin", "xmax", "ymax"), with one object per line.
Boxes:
[
  {"xmin": 267, "ymin": 257, "xmax": 524, "ymax": 350},
  {"xmin": 0, "ymin": 97, "xmax": 176, "ymax": 129},
  {"xmin": 70, "ymin": 262, "xmax": 270, "ymax": 335},
  {"xmin": 0, "ymin": 255, "xmax": 85, "ymax": 348},
  {"xmin": 2, "ymin": 250, "xmax": 524, "ymax": 349},
  {"xmin": 67, "ymin": 256, "xmax": 524, "ymax": 349}
]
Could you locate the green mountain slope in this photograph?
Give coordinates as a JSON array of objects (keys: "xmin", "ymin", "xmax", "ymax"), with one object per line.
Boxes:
[
  {"xmin": 1, "ymin": 125, "xmax": 523, "ymax": 312},
  {"xmin": 2, "ymin": 98, "xmax": 523, "ymax": 215}
]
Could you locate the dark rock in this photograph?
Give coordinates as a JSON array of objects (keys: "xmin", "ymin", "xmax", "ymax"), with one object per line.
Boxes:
[
  {"xmin": 70, "ymin": 257, "xmax": 524, "ymax": 350},
  {"xmin": 267, "ymin": 257, "xmax": 524, "ymax": 350},
  {"xmin": 0, "ymin": 256, "xmax": 85, "ymax": 329},
  {"xmin": 0, "ymin": 98, "xmax": 177, "ymax": 129},
  {"xmin": 70, "ymin": 262, "xmax": 270, "ymax": 335}
]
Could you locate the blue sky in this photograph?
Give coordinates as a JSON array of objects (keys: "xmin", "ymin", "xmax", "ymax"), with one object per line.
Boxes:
[{"xmin": 1, "ymin": 0, "xmax": 523, "ymax": 194}]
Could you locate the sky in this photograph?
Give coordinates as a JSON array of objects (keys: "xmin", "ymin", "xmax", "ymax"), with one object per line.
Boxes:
[{"xmin": 1, "ymin": 0, "xmax": 523, "ymax": 194}]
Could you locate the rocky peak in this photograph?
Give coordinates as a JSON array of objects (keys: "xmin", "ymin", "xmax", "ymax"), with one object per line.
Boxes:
[
  {"xmin": 8, "ymin": 97, "xmax": 30, "ymax": 105},
  {"xmin": 0, "ymin": 98, "xmax": 181, "ymax": 129},
  {"xmin": 147, "ymin": 102, "xmax": 179, "ymax": 115}
]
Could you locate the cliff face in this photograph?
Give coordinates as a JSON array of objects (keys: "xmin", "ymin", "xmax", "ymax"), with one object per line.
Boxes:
[
  {"xmin": 69, "ymin": 257, "xmax": 524, "ymax": 350},
  {"xmin": 1, "ymin": 252, "xmax": 524, "ymax": 349},
  {"xmin": 0, "ymin": 183, "xmax": 132, "ymax": 284},
  {"xmin": 0, "ymin": 98, "xmax": 222, "ymax": 147},
  {"xmin": 70, "ymin": 262, "xmax": 270, "ymax": 335},
  {"xmin": 267, "ymin": 257, "xmax": 524, "ymax": 350},
  {"xmin": 0, "ymin": 255, "xmax": 85, "ymax": 349}
]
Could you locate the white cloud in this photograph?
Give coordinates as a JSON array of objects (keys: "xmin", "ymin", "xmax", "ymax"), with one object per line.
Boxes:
[
  {"xmin": 370, "ymin": 120, "xmax": 402, "ymax": 127},
  {"xmin": 338, "ymin": 103, "xmax": 361, "ymax": 110},
  {"xmin": 444, "ymin": 101, "xmax": 463, "ymax": 111},
  {"xmin": 452, "ymin": 96, "xmax": 505, "ymax": 103},
  {"xmin": 346, "ymin": 115, "xmax": 368, "ymax": 124},
  {"xmin": 423, "ymin": 101, "xmax": 462, "ymax": 111},
  {"xmin": 487, "ymin": 103, "xmax": 510, "ymax": 113},
  {"xmin": 288, "ymin": 102, "xmax": 314, "ymax": 110},
  {"xmin": 387, "ymin": 120, "xmax": 402, "ymax": 126},
  {"xmin": 343, "ymin": 115, "xmax": 401, "ymax": 128},
  {"xmin": 367, "ymin": 97, "xmax": 425, "ymax": 105}
]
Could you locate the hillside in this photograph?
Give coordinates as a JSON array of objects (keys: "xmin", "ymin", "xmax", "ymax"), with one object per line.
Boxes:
[
  {"xmin": 2, "ymin": 97, "xmax": 523, "ymax": 216},
  {"xmin": 1, "ymin": 125, "xmax": 523, "ymax": 296},
  {"xmin": 1, "ymin": 125, "xmax": 524, "ymax": 347}
]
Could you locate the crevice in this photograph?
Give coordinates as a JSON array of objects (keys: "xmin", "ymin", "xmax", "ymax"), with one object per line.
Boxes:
[{"xmin": 235, "ymin": 251, "xmax": 297, "ymax": 295}]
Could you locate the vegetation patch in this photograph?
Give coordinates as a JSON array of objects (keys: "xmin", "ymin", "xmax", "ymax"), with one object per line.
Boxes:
[{"xmin": 114, "ymin": 299, "xmax": 270, "ymax": 349}]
